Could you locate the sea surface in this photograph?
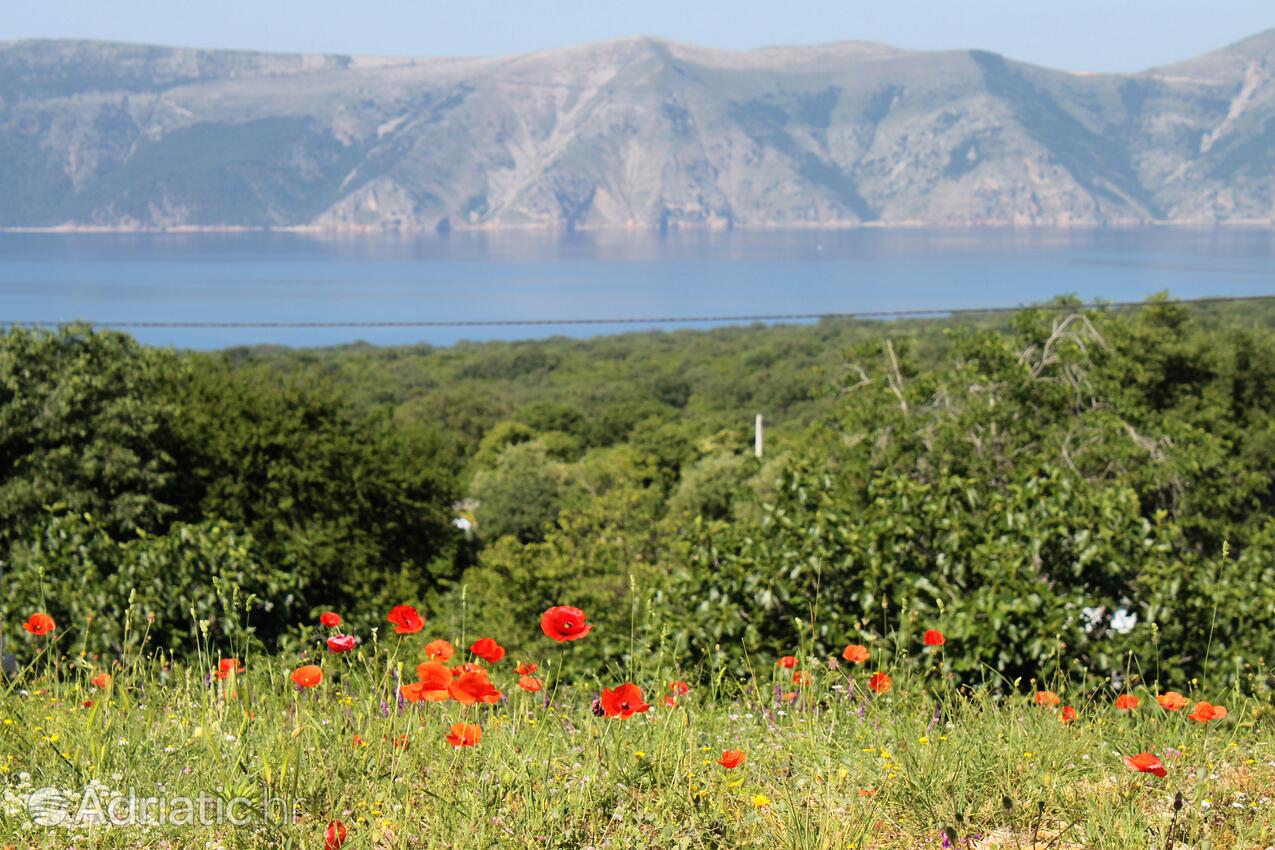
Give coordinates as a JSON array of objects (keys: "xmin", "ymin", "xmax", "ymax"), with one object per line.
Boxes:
[{"xmin": 0, "ymin": 228, "xmax": 1272, "ymax": 349}]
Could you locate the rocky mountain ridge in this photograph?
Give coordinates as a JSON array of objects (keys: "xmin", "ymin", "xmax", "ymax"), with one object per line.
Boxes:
[{"xmin": 1, "ymin": 31, "xmax": 1273, "ymax": 230}]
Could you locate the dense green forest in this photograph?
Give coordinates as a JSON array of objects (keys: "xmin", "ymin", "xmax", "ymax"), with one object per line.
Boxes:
[{"xmin": 2, "ymin": 298, "xmax": 1273, "ymax": 692}]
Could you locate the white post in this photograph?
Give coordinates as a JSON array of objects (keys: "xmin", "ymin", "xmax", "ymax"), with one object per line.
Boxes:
[{"xmin": 755, "ymin": 413, "xmax": 764, "ymax": 459}]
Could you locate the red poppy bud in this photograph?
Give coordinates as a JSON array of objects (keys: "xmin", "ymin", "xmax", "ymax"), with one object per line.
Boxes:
[{"xmin": 325, "ymin": 819, "xmax": 347, "ymax": 850}]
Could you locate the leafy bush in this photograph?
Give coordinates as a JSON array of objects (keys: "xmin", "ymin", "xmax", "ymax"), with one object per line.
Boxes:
[
  {"xmin": 445, "ymin": 448, "xmax": 668, "ymax": 670},
  {"xmin": 469, "ymin": 440, "xmax": 574, "ymax": 543},
  {"xmin": 657, "ymin": 305, "xmax": 1275, "ymax": 689},
  {"xmin": 667, "ymin": 450, "xmax": 757, "ymax": 520},
  {"xmin": 0, "ymin": 327, "xmax": 463, "ymax": 654},
  {"xmin": 0, "ymin": 325, "xmax": 183, "ymax": 545},
  {"xmin": 2, "ymin": 511, "xmax": 282, "ymax": 653},
  {"xmin": 166, "ymin": 357, "xmax": 464, "ymax": 622}
]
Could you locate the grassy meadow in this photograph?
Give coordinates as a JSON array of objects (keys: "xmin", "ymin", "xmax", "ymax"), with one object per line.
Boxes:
[{"xmin": 0, "ymin": 599, "xmax": 1272, "ymax": 849}]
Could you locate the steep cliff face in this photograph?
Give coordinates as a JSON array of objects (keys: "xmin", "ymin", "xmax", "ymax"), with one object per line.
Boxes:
[{"xmin": 1, "ymin": 33, "xmax": 1273, "ymax": 230}]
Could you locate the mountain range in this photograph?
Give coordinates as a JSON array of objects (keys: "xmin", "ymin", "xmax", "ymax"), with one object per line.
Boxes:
[{"xmin": 1, "ymin": 31, "xmax": 1273, "ymax": 231}]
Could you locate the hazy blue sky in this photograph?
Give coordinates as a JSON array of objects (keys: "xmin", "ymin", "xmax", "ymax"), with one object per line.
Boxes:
[{"xmin": 2, "ymin": 1, "xmax": 1271, "ymax": 71}]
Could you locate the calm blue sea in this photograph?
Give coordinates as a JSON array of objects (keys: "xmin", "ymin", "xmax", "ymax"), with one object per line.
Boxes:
[{"xmin": 0, "ymin": 228, "xmax": 1272, "ymax": 349}]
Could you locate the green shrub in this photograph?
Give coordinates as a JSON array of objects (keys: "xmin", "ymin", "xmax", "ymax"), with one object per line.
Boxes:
[
  {"xmin": 0, "ymin": 324, "xmax": 183, "ymax": 544},
  {"xmin": 2, "ymin": 511, "xmax": 283, "ymax": 655},
  {"xmin": 657, "ymin": 306, "xmax": 1275, "ymax": 690},
  {"xmin": 168, "ymin": 358, "xmax": 463, "ymax": 621}
]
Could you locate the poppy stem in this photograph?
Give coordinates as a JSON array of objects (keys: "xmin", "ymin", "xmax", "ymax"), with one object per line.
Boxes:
[
  {"xmin": 289, "ymin": 691, "xmax": 304, "ymax": 817},
  {"xmin": 547, "ymin": 646, "xmax": 567, "ymax": 711}
]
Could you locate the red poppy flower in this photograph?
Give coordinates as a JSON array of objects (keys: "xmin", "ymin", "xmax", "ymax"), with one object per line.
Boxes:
[
  {"xmin": 393, "ymin": 734, "xmax": 410, "ymax": 750},
  {"xmin": 352, "ymin": 734, "xmax": 366, "ymax": 748},
  {"xmin": 399, "ymin": 681, "xmax": 428, "ymax": 703},
  {"xmin": 718, "ymin": 749, "xmax": 746, "ymax": 769},
  {"xmin": 600, "ymin": 683, "xmax": 651, "ymax": 719},
  {"xmin": 540, "ymin": 605, "xmax": 591, "ymax": 642},
  {"xmin": 470, "ymin": 637, "xmax": 506, "ymax": 663},
  {"xmin": 1188, "ymin": 702, "xmax": 1227, "ymax": 723},
  {"xmin": 400, "ymin": 672, "xmax": 450, "ymax": 703},
  {"xmin": 663, "ymin": 696, "xmax": 677, "ymax": 708},
  {"xmin": 1035, "ymin": 690, "xmax": 1060, "ymax": 707},
  {"xmin": 1060, "ymin": 705, "xmax": 1078, "ymax": 724},
  {"xmin": 416, "ymin": 661, "xmax": 453, "ymax": 687},
  {"xmin": 215, "ymin": 658, "xmax": 244, "ymax": 680},
  {"xmin": 792, "ymin": 670, "xmax": 811, "ymax": 686},
  {"xmin": 407, "ymin": 662, "xmax": 454, "ymax": 701},
  {"xmin": 327, "ymin": 635, "xmax": 358, "ymax": 654},
  {"xmin": 319, "ymin": 612, "xmax": 342, "ymax": 628},
  {"xmin": 291, "ymin": 665, "xmax": 323, "ymax": 688},
  {"xmin": 518, "ymin": 675, "xmax": 543, "ymax": 692},
  {"xmin": 923, "ymin": 629, "xmax": 945, "ymax": 646},
  {"xmin": 325, "ymin": 819, "xmax": 348, "ymax": 850},
  {"xmin": 780, "ymin": 691, "xmax": 799, "ymax": 704},
  {"xmin": 1123, "ymin": 752, "xmax": 1167, "ymax": 777},
  {"xmin": 424, "ymin": 639, "xmax": 454, "ymax": 663},
  {"xmin": 515, "ymin": 662, "xmax": 539, "ymax": 675},
  {"xmin": 1114, "ymin": 694, "xmax": 1140, "ymax": 711},
  {"xmin": 777, "ymin": 655, "xmax": 798, "ymax": 669},
  {"xmin": 451, "ymin": 662, "xmax": 485, "ymax": 675},
  {"xmin": 842, "ymin": 644, "xmax": 870, "ymax": 663},
  {"xmin": 668, "ymin": 680, "xmax": 690, "ymax": 695},
  {"xmin": 446, "ymin": 722, "xmax": 482, "ymax": 747},
  {"xmin": 91, "ymin": 673, "xmax": 111, "ymax": 689},
  {"xmin": 868, "ymin": 672, "xmax": 892, "ymax": 694},
  {"xmin": 449, "ymin": 670, "xmax": 503, "ymax": 705},
  {"xmin": 1157, "ymin": 691, "xmax": 1189, "ymax": 711},
  {"xmin": 22, "ymin": 613, "xmax": 55, "ymax": 636},
  {"xmin": 387, "ymin": 604, "xmax": 425, "ymax": 635}
]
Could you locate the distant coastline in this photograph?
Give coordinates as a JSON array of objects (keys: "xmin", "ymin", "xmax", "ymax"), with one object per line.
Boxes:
[{"xmin": 2, "ymin": 219, "xmax": 1272, "ymax": 235}]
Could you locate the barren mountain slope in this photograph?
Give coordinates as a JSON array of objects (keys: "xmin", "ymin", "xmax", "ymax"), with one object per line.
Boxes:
[{"xmin": 0, "ymin": 32, "xmax": 1272, "ymax": 230}]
